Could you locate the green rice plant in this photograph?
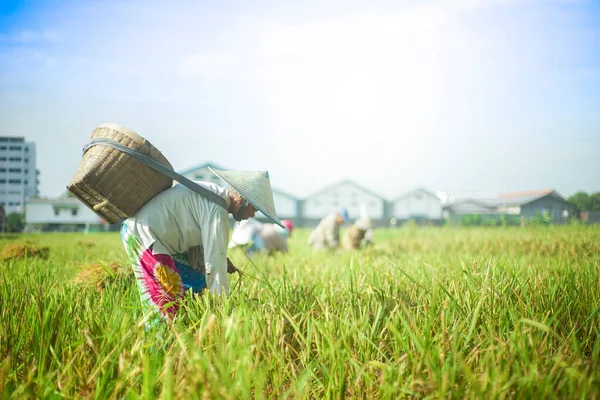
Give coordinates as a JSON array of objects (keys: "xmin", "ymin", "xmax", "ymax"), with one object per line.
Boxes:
[{"xmin": 0, "ymin": 226, "xmax": 599, "ymax": 398}]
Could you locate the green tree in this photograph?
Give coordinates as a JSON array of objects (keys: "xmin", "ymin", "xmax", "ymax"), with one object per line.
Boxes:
[
  {"xmin": 568, "ymin": 192, "xmax": 591, "ymax": 213},
  {"xmin": 531, "ymin": 210, "xmax": 552, "ymax": 227},
  {"xmin": 6, "ymin": 212, "xmax": 25, "ymax": 233},
  {"xmin": 590, "ymin": 192, "xmax": 600, "ymax": 211}
]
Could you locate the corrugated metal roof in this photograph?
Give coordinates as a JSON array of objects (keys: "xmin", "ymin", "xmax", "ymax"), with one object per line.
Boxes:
[
  {"xmin": 27, "ymin": 197, "xmax": 83, "ymax": 206},
  {"xmin": 444, "ymin": 200, "xmax": 498, "ymax": 214},
  {"xmin": 305, "ymin": 179, "xmax": 387, "ymax": 201},
  {"xmin": 393, "ymin": 187, "xmax": 440, "ymax": 201},
  {"xmin": 498, "ymin": 189, "xmax": 554, "ymax": 198},
  {"xmin": 480, "ymin": 190, "xmax": 565, "ymax": 207},
  {"xmin": 178, "ymin": 161, "xmax": 227, "ymax": 175}
]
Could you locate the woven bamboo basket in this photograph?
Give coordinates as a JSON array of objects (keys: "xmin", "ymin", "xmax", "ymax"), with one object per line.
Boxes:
[{"xmin": 67, "ymin": 123, "xmax": 174, "ymax": 224}]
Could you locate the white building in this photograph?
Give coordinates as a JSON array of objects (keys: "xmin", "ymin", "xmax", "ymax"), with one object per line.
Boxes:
[
  {"xmin": 176, "ymin": 161, "xmax": 445, "ymax": 227},
  {"xmin": 271, "ymin": 188, "xmax": 300, "ymax": 220},
  {"xmin": 302, "ymin": 180, "xmax": 386, "ymax": 225},
  {"xmin": 178, "ymin": 162, "xmax": 301, "ymax": 222},
  {"xmin": 391, "ymin": 188, "xmax": 443, "ymax": 224},
  {"xmin": 0, "ymin": 136, "xmax": 38, "ymax": 213},
  {"xmin": 25, "ymin": 197, "xmax": 106, "ymax": 232},
  {"xmin": 178, "ymin": 161, "xmax": 227, "ymax": 188}
]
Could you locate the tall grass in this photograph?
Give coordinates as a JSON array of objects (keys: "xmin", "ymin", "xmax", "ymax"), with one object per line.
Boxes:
[{"xmin": 1, "ymin": 226, "xmax": 599, "ymax": 398}]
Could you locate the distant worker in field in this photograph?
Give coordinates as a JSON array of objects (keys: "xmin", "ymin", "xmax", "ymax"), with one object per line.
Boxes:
[
  {"xmin": 229, "ymin": 218, "xmax": 294, "ymax": 254},
  {"xmin": 308, "ymin": 208, "xmax": 350, "ymax": 250},
  {"xmin": 343, "ymin": 217, "xmax": 374, "ymax": 249},
  {"xmin": 121, "ymin": 168, "xmax": 283, "ymax": 322}
]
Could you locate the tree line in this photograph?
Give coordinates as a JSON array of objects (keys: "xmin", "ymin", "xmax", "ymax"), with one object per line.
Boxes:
[{"xmin": 567, "ymin": 192, "xmax": 600, "ymax": 213}]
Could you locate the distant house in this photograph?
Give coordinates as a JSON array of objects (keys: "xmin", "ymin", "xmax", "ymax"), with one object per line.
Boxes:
[
  {"xmin": 270, "ymin": 188, "xmax": 301, "ymax": 222},
  {"xmin": 178, "ymin": 161, "xmax": 228, "ymax": 187},
  {"xmin": 302, "ymin": 180, "xmax": 386, "ymax": 226},
  {"xmin": 177, "ymin": 161, "xmax": 301, "ymax": 224},
  {"xmin": 25, "ymin": 197, "xmax": 107, "ymax": 232},
  {"xmin": 391, "ymin": 188, "xmax": 443, "ymax": 224},
  {"xmin": 443, "ymin": 189, "xmax": 574, "ymax": 224},
  {"xmin": 443, "ymin": 199, "xmax": 503, "ymax": 224},
  {"xmin": 491, "ymin": 189, "xmax": 574, "ymax": 222}
]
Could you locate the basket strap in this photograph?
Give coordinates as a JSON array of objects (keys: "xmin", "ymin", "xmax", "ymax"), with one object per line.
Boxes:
[{"xmin": 83, "ymin": 138, "xmax": 228, "ymax": 210}]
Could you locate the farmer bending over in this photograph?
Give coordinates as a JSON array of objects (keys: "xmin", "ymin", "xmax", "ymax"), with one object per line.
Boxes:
[
  {"xmin": 121, "ymin": 167, "xmax": 283, "ymax": 320},
  {"xmin": 229, "ymin": 218, "xmax": 294, "ymax": 254},
  {"xmin": 307, "ymin": 208, "xmax": 349, "ymax": 250},
  {"xmin": 343, "ymin": 217, "xmax": 374, "ymax": 249}
]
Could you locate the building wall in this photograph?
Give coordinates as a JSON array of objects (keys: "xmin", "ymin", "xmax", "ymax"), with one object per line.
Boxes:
[
  {"xmin": 302, "ymin": 181, "xmax": 385, "ymax": 221},
  {"xmin": 521, "ymin": 196, "xmax": 574, "ymax": 222},
  {"xmin": 180, "ymin": 164, "xmax": 301, "ymax": 221},
  {"xmin": 26, "ymin": 200, "xmax": 103, "ymax": 224},
  {"xmin": 0, "ymin": 137, "xmax": 38, "ymax": 213},
  {"xmin": 393, "ymin": 189, "xmax": 442, "ymax": 220},
  {"xmin": 272, "ymin": 191, "xmax": 298, "ymax": 219},
  {"xmin": 179, "ymin": 166, "xmax": 223, "ymax": 187},
  {"xmin": 581, "ymin": 211, "xmax": 600, "ymax": 224}
]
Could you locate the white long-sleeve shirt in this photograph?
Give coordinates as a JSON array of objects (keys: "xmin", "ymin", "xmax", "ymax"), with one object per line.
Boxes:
[
  {"xmin": 228, "ymin": 218, "xmax": 264, "ymax": 248},
  {"xmin": 307, "ymin": 213, "xmax": 341, "ymax": 249},
  {"xmin": 259, "ymin": 223, "xmax": 289, "ymax": 253},
  {"xmin": 124, "ymin": 181, "xmax": 231, "ymax": 295}
]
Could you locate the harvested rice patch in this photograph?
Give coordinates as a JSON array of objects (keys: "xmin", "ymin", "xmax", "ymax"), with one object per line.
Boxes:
[
  {"xmin": 0, "ymin": 243, "xmax": 50, "ymax": 261},
  {"xmin": 73, "ymin": 262, "xmax": 132, "ymax": 290},
  {"xmin": 76, "ymin": 240, "xmax": 95, "ymax": 248}
]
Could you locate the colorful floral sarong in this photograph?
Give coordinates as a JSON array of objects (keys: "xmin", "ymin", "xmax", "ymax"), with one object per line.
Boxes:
[{"xmin": 121, "ymin": 224, "xmax": 207, "ymax": 319}]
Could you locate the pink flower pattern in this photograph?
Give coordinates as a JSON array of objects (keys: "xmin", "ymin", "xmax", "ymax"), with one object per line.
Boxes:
[{"xmin": 138, "ymin": 249, "xmax": 184, "ymax": 316}]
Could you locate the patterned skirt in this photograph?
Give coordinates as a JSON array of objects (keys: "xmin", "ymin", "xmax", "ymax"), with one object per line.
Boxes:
[{"xmin": 121, "ymin": 224, "xmax": 207, "ymax": 319}]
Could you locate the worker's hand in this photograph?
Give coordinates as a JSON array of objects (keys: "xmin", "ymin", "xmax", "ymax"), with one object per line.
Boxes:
[{"xmin": 227, "ymin": 257, "xmax": 241, "ymax": 275}]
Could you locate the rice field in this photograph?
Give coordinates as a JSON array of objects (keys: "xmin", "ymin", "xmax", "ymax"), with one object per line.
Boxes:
[{"xmin": 1, "ymin": 225, "xmax": 600, "ymax": 399}]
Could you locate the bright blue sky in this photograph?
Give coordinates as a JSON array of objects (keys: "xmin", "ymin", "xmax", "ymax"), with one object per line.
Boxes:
[{"xmin": 1, "ymin": 0, "xmax": 598, "ymax": 199}]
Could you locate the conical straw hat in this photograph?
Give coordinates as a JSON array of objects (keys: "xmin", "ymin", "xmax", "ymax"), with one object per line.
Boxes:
[{"xmin": 209, "ymin": 167, "xmax": 284, "ymax": 228}]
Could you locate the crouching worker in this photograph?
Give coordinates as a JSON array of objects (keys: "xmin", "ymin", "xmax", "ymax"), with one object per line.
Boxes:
[
  {"xmin": 121, "ymin": 167, "xmax": 283, "ymax": 322},
  {"xmin": 308, "ymin": 208, "xmax": 349, "ymax": 250},
  {"xmin": 229, "ymin": 218, "xmax": 294, "ymax": 254},
  {"xmin": 343, "ymin": 218, "xmax": 374, "ymax": 249}
]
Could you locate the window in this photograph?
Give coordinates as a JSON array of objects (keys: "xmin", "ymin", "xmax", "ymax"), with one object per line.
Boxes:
[
  {"xmin": 24, "ymin": 180, "xmax": 28, "ymax": 184},
  {"xmin": 24, "ymin": 147, "xmax": 29, "ymax": 152},
  {"xmin": 8, "ymin": 168, "xmax": 21, "ymax": 173},
  {"xmin": 9, "ymin": 146, "xmax": 21, "ymax": 151},
  {"xmin": 9, "ymin": 157, "xmax": 21, "ymax": 162},
  {"xmin": 0, "ymin": 179, "xmax": 5, "ymax": 184},
  {"xmin": 8, "ymin": 179, "xmax": 21, "ymax": 184},
  {"xmin": 0, "ymin": 158, "xmax": 6, "ymax": 162},
  {"xmin": 0, "ymin": 146, "xmax": 6, "ymax": 150},
  {"xmin": 71, "ymin": 209, "xmax": 78, "ymax": 216},
  {"xmin": 195, "ymin": 174, "xmax": 204, "ymax": 180},
  {"xmin": 0, "ymin": 168, "xmax": 5, "ymax": 173},
  {"xmin": 54, "ymin": 208, "xmax": 59, "ymax": 216}
]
